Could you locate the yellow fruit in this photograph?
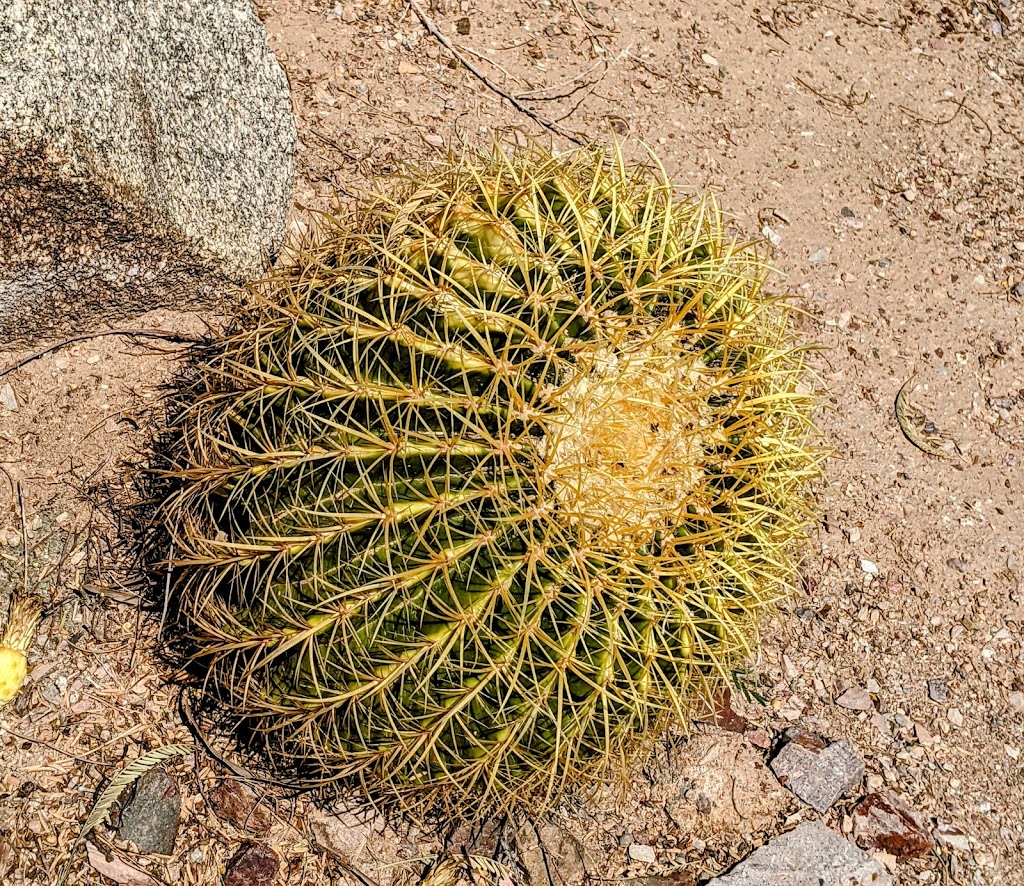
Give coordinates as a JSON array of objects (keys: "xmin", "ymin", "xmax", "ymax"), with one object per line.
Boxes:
[
  {"xmin": 0, "ymin": 595, "xmax": 42, "ymax": 707},
  {"xmin": 0, "ymin": 646, "xmax": 28, "ymax": 705}
]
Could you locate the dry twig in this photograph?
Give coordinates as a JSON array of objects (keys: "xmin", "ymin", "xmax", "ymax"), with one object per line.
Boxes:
[
  {"xmin": 0, "ymin": 329, "xmax": 200, "ymax": 380},
  {"xmin": 407, "ymin": 0, "xmax": 585, "ymax": 145}
]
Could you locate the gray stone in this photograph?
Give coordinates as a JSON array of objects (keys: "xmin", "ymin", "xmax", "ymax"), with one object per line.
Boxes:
[
  {"xmin": 770, "ymin": 737, "xmax": 864, "ymax": 813},
  {"xmin": 708, "ymin": 821, "xmax": 892, "ymax": 886},
  {"xmin": 115, "ymin": 765, "xmax": 181, "ymax": 855},
  {"xmin": 0, "ymin": 0, "xmax": 295, "ymax": 343}
]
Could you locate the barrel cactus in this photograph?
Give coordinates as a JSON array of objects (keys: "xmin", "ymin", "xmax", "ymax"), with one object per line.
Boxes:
[{"xmin": 158, "ymin": 143, "xmax": 820, "ymax": 816}]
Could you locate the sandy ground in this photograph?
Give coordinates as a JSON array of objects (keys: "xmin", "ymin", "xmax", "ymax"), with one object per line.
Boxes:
[{"xmin": 2, "ymin": 0, "xmax": 1023, "ymax": 884}]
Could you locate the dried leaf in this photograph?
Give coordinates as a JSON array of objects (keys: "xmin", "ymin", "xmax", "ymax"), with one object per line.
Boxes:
[{"xmin": 86, "ymin": 842, "xmax": 162, "ymax": 886}]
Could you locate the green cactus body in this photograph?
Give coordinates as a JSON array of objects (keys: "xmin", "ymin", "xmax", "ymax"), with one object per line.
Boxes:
[{"xmin": 162, "ymin": 144, "xmax": 821, "ymax": 815}]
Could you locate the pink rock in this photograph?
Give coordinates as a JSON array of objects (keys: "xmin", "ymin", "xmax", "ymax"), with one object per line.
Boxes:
[
  {"xmin": 852, "ymin": 792, "xmax": 935, "ymax": 859},
  {"xmin": 746, "ymin": 728, "xmax": 772, "ymax": 750}
]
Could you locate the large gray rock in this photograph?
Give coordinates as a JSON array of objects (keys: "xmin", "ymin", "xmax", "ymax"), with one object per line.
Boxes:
[
  {"xmin": 709, "ymin": 821, "xmax": 892, "ymax": 886},
  {"xmin": 0, "ymin": 0, "xmax": 295, "ymax": 343},
  {"xmin": 115, "ymin": 765, "xmax": 181, "ymax": 855},
  {"xmin": 770, "ymin": 732, "xmax": 864, "ymax": 814}
]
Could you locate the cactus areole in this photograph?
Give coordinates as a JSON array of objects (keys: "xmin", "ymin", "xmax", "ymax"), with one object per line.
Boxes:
[{"xmin": 160, "ymin": 144, "xmax": 820, "ymax": 816}]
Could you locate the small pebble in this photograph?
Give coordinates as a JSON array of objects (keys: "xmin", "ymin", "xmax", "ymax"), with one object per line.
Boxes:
[
  {"xmin": 224, "ymin": 842, "xmax": 280, "ymax": 886},
  {"xmin": 836, "ymin": 687, "xmax": 874, "ymax": 711},
  {"xmin": 0, "ymin": 384, "xmax": 17, "ymax": 411},
  {"xmin": 628, "ymin": 843, "xmax": 657, "ymax": 863},
  {"xmin": 947, "ymin": 708, "xmax": 965, "ymax": 728},
  {"xmin": 809, "ymin": 247, "xmax": 831, "ymax": 265},
  {"xmin": 746, "ymin": 727, "xmax": 772, "ymax": 749},
  {"xmin": 860, "ymin": 559, "xmax": 879, "ymax": 575},
  {"xmin": 927, "ymin": 679, "xmax": 948, "ymax": 703},
  {"xmin": 933, "ymin": 822, "xmax": 971, "ymax": 853},
  {"xmin": 1008, "ymin": 691, "xmax": 1024, "ymax": 713}
]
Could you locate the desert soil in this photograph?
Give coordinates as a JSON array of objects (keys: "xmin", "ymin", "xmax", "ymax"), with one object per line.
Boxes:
[{"xmin": 1, "ymin": 0, "xmax": 1023, "ymax": 884}]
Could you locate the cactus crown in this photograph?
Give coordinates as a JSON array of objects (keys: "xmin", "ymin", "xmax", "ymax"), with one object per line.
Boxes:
[{"xmin": 159, "ymin": 143, "xmax": 821, "ymax": 818}]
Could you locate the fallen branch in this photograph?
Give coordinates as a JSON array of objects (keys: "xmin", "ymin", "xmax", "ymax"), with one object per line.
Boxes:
[
  {"xmin": 0, "ymin": 328, "xmax": 201, "ymax": 380},
  {"xmin": 407, "ymin": 0, "xmax": 585, "ymax": 145}
]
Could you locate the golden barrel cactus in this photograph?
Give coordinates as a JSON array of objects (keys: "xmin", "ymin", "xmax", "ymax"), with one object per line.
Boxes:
[{"xmin": 159, "ymin": 144, "xmax": 821, "ymax": 815}]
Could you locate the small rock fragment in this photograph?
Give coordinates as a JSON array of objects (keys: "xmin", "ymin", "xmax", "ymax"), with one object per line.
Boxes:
[
  {"xmin": 115, "ymin": 766, "xmax": 181, "ymax": 856},
  {"xmin": 839, "ymin": 207, "xmax": 863, "ymax": 230},
  {"xmin": 746, "ymin": 728, "xmax": 772, "ymax": 749},
  {"xmin": 869, "ymin": 712, "xmax": 890, "ymax": 737},
  {"xmin": 808, "ymin": 247, "xmax": 831, "ymax": 265},
  {"xmin": 707, "ymin": 821, "xmax": 891, "ymax": 885},
  {"xmin": 628, "ymin": 844, "xmax": 657, "ymax": 863},
  {"xmin": 783, "ymin": 727, "xmax": 828, "ymax": 751},
  {"xmin": 859, "ymin": 558, "xmax": 879, "ymax": 575},
  {"xmin": 835, "ymin": 687, "xmax": 874, "ymax": 711},
  {"xmin": 770, "ymin": 734, "xmax": 864, "ymax": 813},
  {"xmin": 711, "ymin": 687, "xmax": 748, "ymax": 733},
  {"xmin": 1008, "ymin": 690, "xmax": 1024, "ymax": 713},
  {"xmin": 637, "ymin": 873, "xmax": 697, "ymax": 886},
  {"xmin": 776, "ymin": 695, "xmax": 805, "ymax": 721},
  {"xmin": 933, "ymin": 822, "xmax": 971, "ymax": 853},
  {"xmin": 947, "ymin": 707, "xmax": 965, "ymax": 728},
  {"xmin": 0, "ymin": 384, "xmax": 17, "ymax": 412},
  {"xmin": 852, "ymin": 792, "xmax": 935, "ymax": 859},
  {"xmin": 308, "ymin": 809, "xmax": 376, "ymax": 864},
  {"xmin": 224, "ymin": 842, "xmax": 280, "ymax": 886},
  {"xmin": 209, "ymin": 779, "xmax": 272, "ymax": 835},
  {"xmin": 518, "ymin": 821, "xmax": 594, "ymax": 886},
  {"xmin": 927, "ymin": 679, "xmax": 948, "ymax": 703}
]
